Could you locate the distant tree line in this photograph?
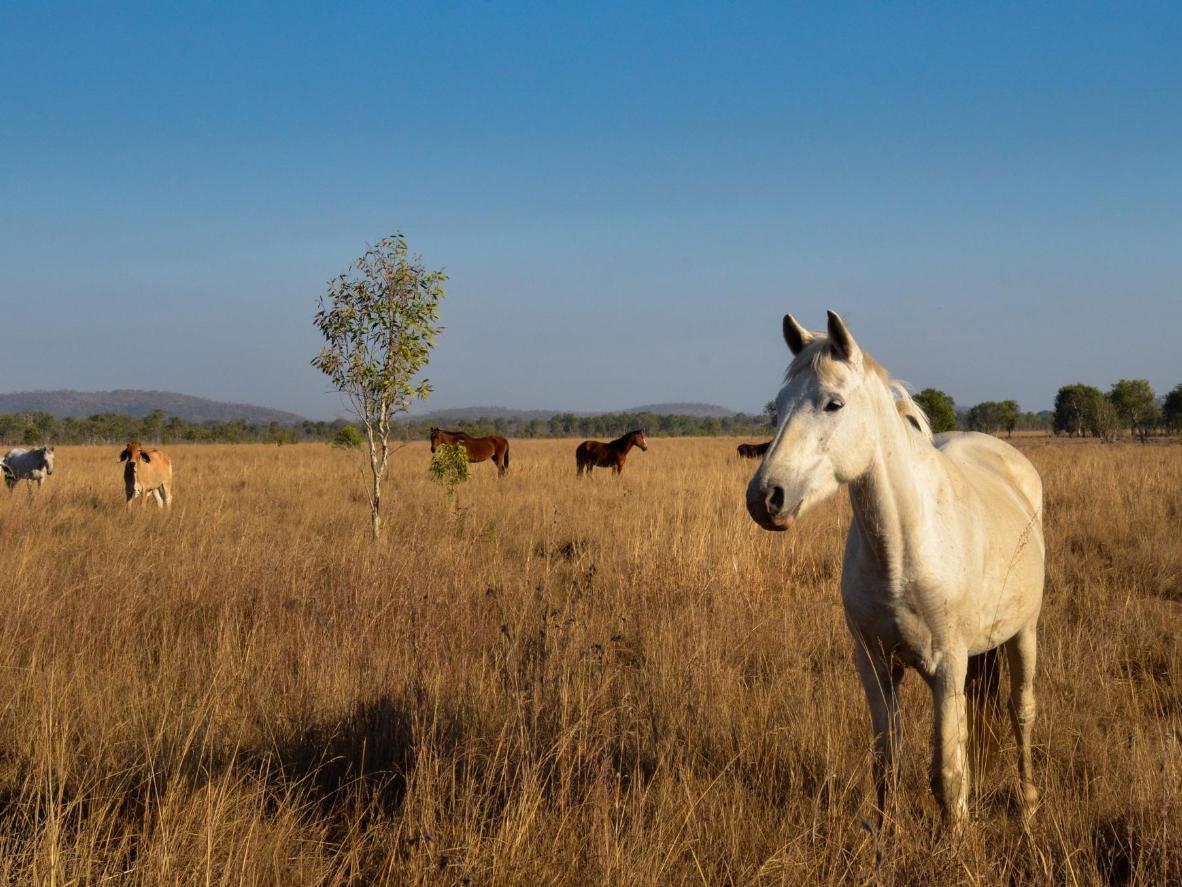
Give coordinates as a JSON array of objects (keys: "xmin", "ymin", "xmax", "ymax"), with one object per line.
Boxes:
[
  {"xmin": 398, "ymin": 411, "xmax": 776, "ymax": 440},
  {"xmin": 1052, "ymin": 380, "xmax": 1178, "ymax": 442},
  {"xmin": 5, "ymin": 381, "xmax": 1180, "ymax": 447},
  {"xmin": 912, "ymin": 379, "xmax": 1182, "ymax": 442},
  {"xmin": 911, "ymin": 390, "xmax": 1050, "ymax": 436},
  {"xmin": 0, "ymin": 409, "xmax": 356, "ymax": 447},
  {"xmin": 0, "ymin": 408, "xmax": 777, "ymax": 446}
]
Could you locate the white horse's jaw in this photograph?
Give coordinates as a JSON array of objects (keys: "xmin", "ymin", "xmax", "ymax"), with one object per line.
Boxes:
[{"xmin": 746, "ymin": 480, "xmax": 801, "ymax": 532}]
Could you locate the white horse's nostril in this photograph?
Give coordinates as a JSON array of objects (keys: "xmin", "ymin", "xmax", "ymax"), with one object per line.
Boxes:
[{"xmin": 767, "ymin": 485, "xmax": 786, "ymax": 515}]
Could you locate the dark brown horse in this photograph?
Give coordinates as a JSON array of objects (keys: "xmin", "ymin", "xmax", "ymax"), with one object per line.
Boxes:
[
  {"xmin": 575, "ymin": 429, "xmax": 648, "ymax": 476},
  {"xmin": 736, "ymin": 441, "xmax": 771, "ymax": 459},
  {"xmin": 430, "ymin": 428, "xmax": 511, "ymax": 476}
]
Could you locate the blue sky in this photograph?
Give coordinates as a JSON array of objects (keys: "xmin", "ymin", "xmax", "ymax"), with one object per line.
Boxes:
[{"xmin": 2, "ymin": 2, "xmax": 1179, "ymax": 419}]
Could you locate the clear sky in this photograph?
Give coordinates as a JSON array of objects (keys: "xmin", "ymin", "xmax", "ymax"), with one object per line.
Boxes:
[{"xmin": 2, "ymin": 2, "xmax": 1179, "ymax": 419}]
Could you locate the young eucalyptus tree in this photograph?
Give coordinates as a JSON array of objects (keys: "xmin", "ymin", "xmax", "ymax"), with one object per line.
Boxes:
[{"xmin": 313, "ymin": 234, "xmax": 446, "ymax": 539}]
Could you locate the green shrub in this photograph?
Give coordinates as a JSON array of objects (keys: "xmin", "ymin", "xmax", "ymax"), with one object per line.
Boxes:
[
  {"xmin": 332, "ymin": 425, "xmax": 364, "ymax": 449},
  {"xmin": 429, "ymin": 442, "xmax": 470, "ymax": 499}
]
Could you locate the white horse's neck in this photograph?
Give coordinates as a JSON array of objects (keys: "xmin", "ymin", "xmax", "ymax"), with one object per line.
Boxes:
[{"xmin": 846, "ymin": 382, "xmax": 930, "ymax": 582}]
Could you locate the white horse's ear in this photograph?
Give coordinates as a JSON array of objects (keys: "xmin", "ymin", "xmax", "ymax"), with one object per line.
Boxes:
[
  {"xmin": 826, "ymin": 310, "xmax": 861, "ymax": 365},
  {"xmin": 783, "ymin": 314, "xmax": 814, "ymax": 355}
]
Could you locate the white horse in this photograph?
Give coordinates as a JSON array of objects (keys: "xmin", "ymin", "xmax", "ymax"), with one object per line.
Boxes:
[
  {"xmin": 747, "ymin": 311, "xmax": 1044, "ymax": 824},
  {"xmin": 2, "ymin": 446, "xmax": 55, "ymax": 492}
]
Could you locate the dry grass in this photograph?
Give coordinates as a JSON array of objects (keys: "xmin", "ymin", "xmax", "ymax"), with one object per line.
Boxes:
[{"xmin": 0, "ymin": 437, "xmax": 1179, "ymax": 885}]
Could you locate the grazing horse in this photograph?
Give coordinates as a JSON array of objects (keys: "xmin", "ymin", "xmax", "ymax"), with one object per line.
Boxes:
[
  {"xmin": 736, "ymin": 441, "xmax": 770, "ymax": 459},
  {"xmin": 575, "ymin": 430, "xmax": 648, "ymax": 476},
  {"xmin": 119, "ymin": 441, "xmax": 173, "ymax": 509},
  {"xmin": 2, "ymin": 446, "xmax": 55, "ymax": 492},
  {"xmin": 429, "ymin": 428, "xmax": 511, "ymax": 476},
  {"xmin": 747, "ymin": 311, "xmax": 1044, "ymax": 825}
]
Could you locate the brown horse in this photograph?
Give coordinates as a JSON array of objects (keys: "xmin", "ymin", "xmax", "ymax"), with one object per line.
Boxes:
[
  {"xmin": 736, "ymin": 441, "xmax": 771, "ymax": 459},
  {"xmin": 575, "ymin": 429, "xmax": 648, "ymax": 476},
  {"xmin": 429, "ymin": 428, "xmax": 511, "ymax": 476}
]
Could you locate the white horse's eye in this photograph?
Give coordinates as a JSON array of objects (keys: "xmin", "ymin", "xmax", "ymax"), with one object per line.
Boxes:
[{"xmin": 824, "ymin": 400, "xmax": 845, "ymax": 412}]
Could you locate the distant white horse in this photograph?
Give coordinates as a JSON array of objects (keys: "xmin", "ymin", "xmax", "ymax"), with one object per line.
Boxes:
[
  {"xmin": 2, "ymin": 446, "xmax": 56, "ymax": 492},
  {"xmin": 747, "ymin": 311, "xmax": 1044, "ymax": 824}
]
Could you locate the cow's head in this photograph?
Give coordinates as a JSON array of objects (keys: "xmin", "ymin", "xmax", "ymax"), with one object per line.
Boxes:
[
  {"xmin": 119, "ymin": 441, "xmax": 152, "ymax": 464},
  {"xmin": 120, "ymin": 441, "xmax": 148, "ymax": 494}
]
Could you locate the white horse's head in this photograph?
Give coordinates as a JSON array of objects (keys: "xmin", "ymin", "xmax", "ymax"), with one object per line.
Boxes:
[{"xmin": 747, "ymin": 310, "xmax": 929, "ymax": 531}]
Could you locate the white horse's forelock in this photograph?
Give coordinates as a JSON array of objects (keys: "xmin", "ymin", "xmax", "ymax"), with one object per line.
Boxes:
[{"xmin": 785, "ymin": 338, "xmax": 933, "ymax": 442}]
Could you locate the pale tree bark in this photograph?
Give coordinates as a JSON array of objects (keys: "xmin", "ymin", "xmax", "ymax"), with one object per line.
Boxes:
[{"xmin": 358, "ymin": 393, "xmax": 393, "ymax": 541}]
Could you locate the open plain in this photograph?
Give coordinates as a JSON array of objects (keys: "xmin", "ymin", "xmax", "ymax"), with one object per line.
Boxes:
[{"xmin": 0, "ymin": 437, "xmax": 1178, "ymax": 885}]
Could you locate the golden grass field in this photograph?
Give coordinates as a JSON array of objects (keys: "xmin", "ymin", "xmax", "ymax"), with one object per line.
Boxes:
[{"xmin": 0, "ymin": 437, "xmax": 1179, "ymax": 885}]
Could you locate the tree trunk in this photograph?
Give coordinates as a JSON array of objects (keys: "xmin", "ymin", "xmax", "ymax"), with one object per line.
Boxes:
[{"xmin": 370, "ymin": 462, "xmax": 383, "ymax": 540}]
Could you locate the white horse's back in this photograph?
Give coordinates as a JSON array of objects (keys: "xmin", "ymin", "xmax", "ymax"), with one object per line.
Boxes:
[{"xmin": 934, "ymin": 431, "xmax": 1043, "ymax": 518}]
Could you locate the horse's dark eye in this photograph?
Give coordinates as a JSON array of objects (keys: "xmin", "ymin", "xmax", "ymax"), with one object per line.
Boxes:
[{"xmin": 824, "ymin": 400, "xmax": 844, "ymax": 412}]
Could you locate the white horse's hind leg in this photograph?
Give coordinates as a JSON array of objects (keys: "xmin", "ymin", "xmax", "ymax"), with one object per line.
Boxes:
[
  {"xmin": 854, "ymin": 644, "xmax": 903, "ymax": 826},
  {"xmin": 931, "ymin": 653, "xmax": 971, "ymax": 822},
  {"xmin": 160, "ymin": 483, "xmax": 172, "ymax": 509},
  {"xmin": 150, "ymin": 488, "xmax": 165, "ymax": 508},
  {"xmin": 1004, "ymin": 622, "xmax": 1039, "ymax": 809}
]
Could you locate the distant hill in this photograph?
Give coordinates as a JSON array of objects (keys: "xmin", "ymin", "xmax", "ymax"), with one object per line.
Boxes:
[
  {"xmin": 622, "ymin": 402, "xmax": 738, "ymax": 418},
  {"xmin": 0, "ymin": 390, "xmax": 305, "ymax": 424},
  {"xmin": 409, "ymin": 405, "xmax": 563, "ymax": 422},
  {"xmin": 409, "ymin": 402, "xmax": 740, "ymax": 422}
]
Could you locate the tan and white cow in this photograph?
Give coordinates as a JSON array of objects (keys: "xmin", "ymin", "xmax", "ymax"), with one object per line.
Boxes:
[{"xmin": 119, "ymin": 441, "xmax": 173, "ymax": 509}]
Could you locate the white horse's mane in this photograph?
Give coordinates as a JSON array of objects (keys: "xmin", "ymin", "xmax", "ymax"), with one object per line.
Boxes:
[{"xmin": 785, "ymin": 339, "xmax": 933, "ymax": 442}]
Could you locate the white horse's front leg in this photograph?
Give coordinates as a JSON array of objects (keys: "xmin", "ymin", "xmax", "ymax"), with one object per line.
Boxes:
[
  {"xmin": 931, "ymin": 652, "xmax": 970, "ymax": 822},
  {"xmin": 854, "ymin": 643, "xmax": 903, "ymax": 826}
]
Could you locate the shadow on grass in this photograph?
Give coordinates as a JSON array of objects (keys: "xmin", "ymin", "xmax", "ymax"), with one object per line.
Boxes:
[{"xmin": 249, "ymin": 693, "xmax": 422, "ymax": 819}]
